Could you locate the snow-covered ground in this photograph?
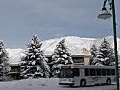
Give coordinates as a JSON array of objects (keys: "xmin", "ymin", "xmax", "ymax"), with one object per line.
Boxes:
[{"xmin": 0, "ymin": 78, "xmax": 118, "ymax": 90}]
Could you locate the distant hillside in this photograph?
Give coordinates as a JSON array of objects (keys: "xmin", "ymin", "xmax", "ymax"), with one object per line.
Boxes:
[{"xmin": 6, "ymin": 36, "xmax": 120, "ymax": 64}]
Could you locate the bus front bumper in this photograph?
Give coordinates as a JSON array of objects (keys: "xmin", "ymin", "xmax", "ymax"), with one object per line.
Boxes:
[{"xmin": 59, "ymin": 82, "xmax": 74, "ymax": 85}]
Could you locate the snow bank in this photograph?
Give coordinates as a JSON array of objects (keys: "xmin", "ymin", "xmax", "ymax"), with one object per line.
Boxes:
[
  {"xmin": 0, "ymin": 78, "xmax": 117, "ymax": 90},
  {"xmin": 0, "ymin": 78, "xmax": 59, "ymax": 90}
]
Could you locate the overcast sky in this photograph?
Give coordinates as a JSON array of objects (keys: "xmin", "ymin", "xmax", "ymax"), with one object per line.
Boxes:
[{"xmin": 0, "ymin": 0, "xmax": 120, "ymax": 48}]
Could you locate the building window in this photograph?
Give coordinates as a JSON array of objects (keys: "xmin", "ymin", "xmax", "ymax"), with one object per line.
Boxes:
[{"xmin": 73, "ymin": 57, "xmax": 84, "ymax": 63}]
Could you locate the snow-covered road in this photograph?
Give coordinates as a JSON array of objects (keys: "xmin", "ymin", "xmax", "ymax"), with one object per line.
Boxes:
[{"xmin": 0, "ymin": 78, "xmax": 118, "ymax": 90}]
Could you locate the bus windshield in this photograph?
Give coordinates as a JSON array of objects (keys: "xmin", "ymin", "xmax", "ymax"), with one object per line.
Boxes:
[{"xmin": 60, "ymin": 69, "xmax": 73, "ymax": 78}]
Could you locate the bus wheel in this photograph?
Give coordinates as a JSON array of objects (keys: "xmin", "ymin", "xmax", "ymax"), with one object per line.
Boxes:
[
  {"xmin": 106, "ymin": 78, "xmax": 111, "ymax": 85},
  {"xmin": 80, "ymin": 79, "xmax": 86, "ymax": 87}
]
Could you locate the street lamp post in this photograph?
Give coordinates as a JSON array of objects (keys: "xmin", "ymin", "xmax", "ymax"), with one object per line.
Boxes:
[{"xmin": 98, "ymin": 0, "xmax": 119, "ymax": 90}]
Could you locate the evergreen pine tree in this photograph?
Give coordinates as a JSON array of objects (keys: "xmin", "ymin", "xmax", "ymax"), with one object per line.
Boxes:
[
  {"xmin": 90, "ymin": 44, "xmax": 98, "ymax": 65},
  {"xmin": 20, "ymin": 35, "xmax": 50, "ymax": 79},
  {"xmin": 0, "ymin": 41, "xmax": 10, "ymax": 81},
  {"xmin": 51, "ymin": 39, "xmax": 73, "ymax": 77},
  {"xmin": 95, "ymin": 38, "xmax": 114, "ymax": 65}
]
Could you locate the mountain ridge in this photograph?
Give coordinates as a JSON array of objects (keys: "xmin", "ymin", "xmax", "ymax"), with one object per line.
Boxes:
[{"xmin": 6, "ymin": 36, "xmax": 120, "ymax": 64}]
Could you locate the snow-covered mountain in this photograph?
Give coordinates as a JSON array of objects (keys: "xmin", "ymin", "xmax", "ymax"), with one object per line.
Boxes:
[
  {"xmin": 6, "ymin": 48, "xmax": 24, "ymax": 64},
  {"xmin": 6, "ymin": 36, "xmax": 120, "ymax": 64}
]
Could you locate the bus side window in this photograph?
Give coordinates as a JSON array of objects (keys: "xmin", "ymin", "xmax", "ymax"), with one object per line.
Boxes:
[
  {"xmin": 111, "ymin": 69, "xmax": 115, "ymax": 75},
  {"xmin": 96, "ymin": 69, "xmax": 101, "ymax": 76},
  {"xmin": 107, "ymin": 69, "xmax": 111, "ymax": 75},
  {"xmin": 102, "ymin": 69, "xmax": 106, "ymax": 76},
  {"xmin": 90, "ymin": 69, "xmax": 96, "ymax": 76},
  {"xmin": 85, "ymin": 69, "xmax": 89, "ymax": 76},
  {"xmin": 73, "ymin": 68, "xmax": 79, "ymax": 76}
]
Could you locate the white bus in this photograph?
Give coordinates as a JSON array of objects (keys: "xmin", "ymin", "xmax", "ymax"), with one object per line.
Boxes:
[{"xmin": 59, "ymin": 65, "xmax": 115, "ymax": 87}]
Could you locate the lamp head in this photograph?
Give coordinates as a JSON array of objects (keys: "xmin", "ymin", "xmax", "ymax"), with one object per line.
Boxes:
[{"xmin": 98, "ymin": 6, "xmax": 112, "ymax": 20}]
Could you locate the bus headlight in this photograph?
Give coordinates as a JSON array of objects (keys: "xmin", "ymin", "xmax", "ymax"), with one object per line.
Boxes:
[{"xmin": 69, "ymin": 78, "xmax": 74, "ymax": 82}]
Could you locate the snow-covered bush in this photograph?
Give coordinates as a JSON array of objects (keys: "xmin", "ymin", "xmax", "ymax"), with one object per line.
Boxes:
[
  {"xmin": 51, "ymin": 39, "xmax": 73, "ymax": 77},
  {"xmin": 0, "ymin": 40, "xmax": 10, "ymax": 81},
  {"xmin": 20, "ymin": 35, "xmax": 50, "ymax": 79}
]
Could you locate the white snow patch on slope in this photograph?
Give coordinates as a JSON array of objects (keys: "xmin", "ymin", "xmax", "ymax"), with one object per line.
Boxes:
[
  {"xmin": 6, "ymin": 48, "xmax": 25, "ymax": 64},
  {"xmin": 42, "ymin": 36, "xmax": 97, "ymax": 55}
]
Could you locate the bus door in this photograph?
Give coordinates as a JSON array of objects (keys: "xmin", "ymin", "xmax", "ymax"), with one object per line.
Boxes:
[{"xmin": 73, "ymin": 68, "xmax": 80, "ymax": 86}]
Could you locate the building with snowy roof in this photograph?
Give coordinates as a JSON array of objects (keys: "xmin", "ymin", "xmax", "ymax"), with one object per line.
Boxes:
[{"xmin": 8, "ymin": 48, "xmax": 91, "ymax": 80}]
